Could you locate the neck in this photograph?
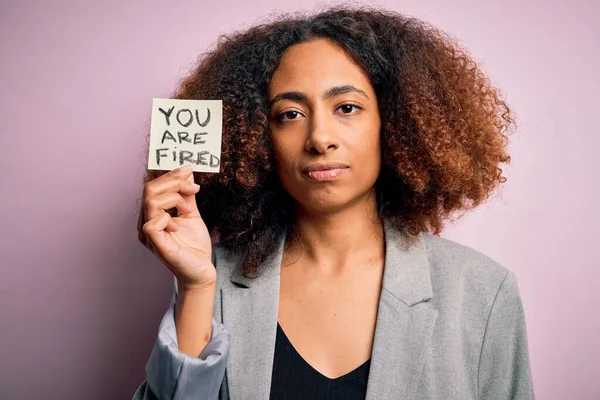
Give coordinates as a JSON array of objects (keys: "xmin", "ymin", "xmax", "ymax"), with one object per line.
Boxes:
[{"xmin": 285, "ymin": 191, "xmax": 384, "ymax": 275}]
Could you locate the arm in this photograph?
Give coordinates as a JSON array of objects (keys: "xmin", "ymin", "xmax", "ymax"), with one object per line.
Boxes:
[
  {"xmin": 175, "ymin": 280, "xmax": 217, "ymax": 358},
  {"xmin": 477, "ymin": 271, "xmax": 535, "ymax": 399},
  {"xmin": 133, "ymin": 278, "xmax": 230, "ymax": 400}
]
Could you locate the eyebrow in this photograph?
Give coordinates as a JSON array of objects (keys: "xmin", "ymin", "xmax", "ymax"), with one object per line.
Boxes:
[{"xmin": 269, "ymin": 85, "xmax": 369, "ymax": 107}]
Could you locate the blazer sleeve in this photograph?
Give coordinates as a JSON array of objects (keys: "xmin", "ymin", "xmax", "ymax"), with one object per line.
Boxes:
[
  {"xmin": 477, "ymin": 271, "xmax": 535, "ymax": 399},
  {"xmin": 132, "ymin": 277, "xmax": 230, "ymax": 400}
]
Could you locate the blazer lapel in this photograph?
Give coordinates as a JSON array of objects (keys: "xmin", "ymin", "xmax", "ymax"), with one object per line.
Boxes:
[
  {"xmin": 220, "ymin": 236, "xmax": 285, "ymax": 400},
  {"xmin": 365, "ymin": 223, "xmax": 438, "ymax": 400}
]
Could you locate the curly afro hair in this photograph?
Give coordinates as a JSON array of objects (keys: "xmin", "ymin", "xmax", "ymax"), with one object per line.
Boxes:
[{"xmin": 143, "ymin": 5, "xmax": 514, "ymax": 278}]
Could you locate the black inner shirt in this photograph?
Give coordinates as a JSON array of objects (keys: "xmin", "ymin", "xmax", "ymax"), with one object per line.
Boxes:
[{"xmin": 269, "ymin": 322, "xmax": 371, "ymax": 400}]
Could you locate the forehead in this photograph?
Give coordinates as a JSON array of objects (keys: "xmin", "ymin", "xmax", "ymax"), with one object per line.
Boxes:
[{"xmin": 268, "ymin": 38, "xmax": 374, "ymax": 98}]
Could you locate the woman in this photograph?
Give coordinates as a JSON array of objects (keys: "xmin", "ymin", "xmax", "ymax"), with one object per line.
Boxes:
[{"xmin": 134, "ymin": 6, "xmax": 534, "ymax": 400}]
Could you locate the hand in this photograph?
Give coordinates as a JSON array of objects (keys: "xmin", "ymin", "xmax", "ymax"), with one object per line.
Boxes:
[{"xmin": 138, "ymin": 165, "xmax": 216, "ymax": 290}]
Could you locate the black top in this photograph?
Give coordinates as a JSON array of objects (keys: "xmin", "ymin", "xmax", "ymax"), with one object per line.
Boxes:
[{"xmin": 269, "ymin": 322, "xmax": 371, "ymax": 400}]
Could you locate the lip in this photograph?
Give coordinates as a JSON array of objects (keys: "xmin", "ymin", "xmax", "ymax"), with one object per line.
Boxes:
[
  {"xmin": 302, "ymin": 162, "xmax": 350, "ymax": 173},
  {"xmin": 302, "ymin": 162, "xmax": 350, "ymax": 182}
]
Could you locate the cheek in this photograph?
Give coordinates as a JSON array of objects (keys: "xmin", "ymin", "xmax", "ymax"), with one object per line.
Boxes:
[
  {"xmin": 368, "ymin": 119, "xmax": 382, "ymax": 163},
  {"xmin": 271, "ymin": 137, "xmax": 287, "ymax": 163},
  {"xmin": 363, "ymin": 142, "xmax": 382, "ymax": 180},
  {"xmin": 271, "ymin": 126, "xmax": 303, "ymax": 161},
  {"xmin": 355, "ymin": 123, "xmax": 382, "ymax": 170},
  {"xmin": 270, "ymin": 136, "xmax": 297, "ymax": 179}
]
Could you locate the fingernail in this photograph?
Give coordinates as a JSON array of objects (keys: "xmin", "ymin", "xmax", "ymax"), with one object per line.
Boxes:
[{"xmin": 180, "ymin": 165, "xmax": 191, "ymax": 172}]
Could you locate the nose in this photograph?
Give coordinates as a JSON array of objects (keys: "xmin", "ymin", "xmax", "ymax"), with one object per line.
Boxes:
[{"xmin": 304, "ymin": 108, "xmax": 339, "ymax": 154}]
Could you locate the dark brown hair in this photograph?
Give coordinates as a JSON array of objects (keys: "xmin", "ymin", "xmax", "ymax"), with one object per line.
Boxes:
[{"xmin": 143, "ymin": 5, "xmax": 514, "ymax": 277}]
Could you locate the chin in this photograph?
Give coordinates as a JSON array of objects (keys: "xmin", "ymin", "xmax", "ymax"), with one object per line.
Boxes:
[
  {"xmin": 282, "ymin": 177, "xmax": 378, "ymax": 215},
  {"xmin": 298, "ymin": 203, "xmax": 348, "ymax": 216},
  {"xmin": 294, "ymin": 191, "xmax": 361, "ymax": 215}
]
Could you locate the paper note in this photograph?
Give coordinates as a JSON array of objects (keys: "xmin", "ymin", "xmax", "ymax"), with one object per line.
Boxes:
[{"xmin": 148, "ymin": 98, "xmax": 223, "ymax": 173}]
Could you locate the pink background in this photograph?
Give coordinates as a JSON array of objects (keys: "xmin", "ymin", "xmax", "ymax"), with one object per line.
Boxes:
[{"xmin": 1, "ymin": 1, "xmax": 598, "ymax": 398}]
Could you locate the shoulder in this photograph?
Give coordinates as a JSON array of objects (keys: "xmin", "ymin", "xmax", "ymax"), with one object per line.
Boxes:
[
  {"xmin": 421, "ymin": 232, "xmax": 510, "ymax": 285},
  {"xmin": 416, "ymin": 234, "xmax": 534, "ymax": 397},
  {"xmin": 211, "ymin": 242, "xmax": 238, "ymax": 287},
  {"xmin": 212, "ymin": 241, "xmax": 266, "ymax": 291},
  {"xmin": 419, "ymin": 233, "xmax": 519, "ymax": 312}
]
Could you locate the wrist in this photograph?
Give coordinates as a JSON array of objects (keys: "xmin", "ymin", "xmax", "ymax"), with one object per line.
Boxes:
[
  {"xmin": 179, "ymin": 280, "xmax": 217, "ymax": 297},
  {"xmin": 177, "ymin": 270, "xmax": 217, "ymax": 292}
]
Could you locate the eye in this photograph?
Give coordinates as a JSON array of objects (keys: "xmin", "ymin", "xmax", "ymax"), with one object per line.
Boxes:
[
  {"xmin": 276, "ymin": 110, "xmax": 304, "ymax": 121},
  {"xmin": 337, "ymin": 103, "xmax": 362, "ymax": 114}
]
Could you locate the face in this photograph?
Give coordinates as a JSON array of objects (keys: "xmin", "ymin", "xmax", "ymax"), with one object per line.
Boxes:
[{"xmin": 267, "ymin": 38, "xmax": 382, "ymax": 215}]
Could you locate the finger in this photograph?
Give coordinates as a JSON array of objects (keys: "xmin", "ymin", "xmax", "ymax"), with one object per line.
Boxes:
[
  {"xmin": 149, "ymin": 213, "xmax": 179, "ymax": 238},
  {"xmin": 144, "ymin": 166, "xmax": 200, "ymax": 199},
  {"xmin": 145, "ymin": 192, "xmax": 195, "ymax": 221},
  {"xmin": 137, "ymin": 198, "xmax": 148, "ymax": 246},
  {"xmin": 165, "ymin": 219, "xmax": 179, "ymax": 233},
  {"xmin": 142, "ymin": 211, "xmax": 176, "ymax": 254},
  {"xmin": 180, "ymin": 170, "xmax": 201, "ymax": 215}
]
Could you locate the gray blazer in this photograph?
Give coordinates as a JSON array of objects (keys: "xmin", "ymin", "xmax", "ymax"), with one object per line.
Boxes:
[{"xmin": 133, "ymin": 221, "xmax": 535, "ymax": 399}]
